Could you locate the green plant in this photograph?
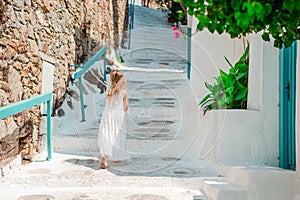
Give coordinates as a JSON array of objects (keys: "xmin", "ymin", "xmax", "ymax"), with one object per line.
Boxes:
[
  {"xmin": 177, "ymin": 0, "xmax": 300, "ymax": 48},
  {"xmin": 199, "ymin": 45, "xmax": 249, "ymax": 114},
  {"xmin": 156, "ymin": 0, "xmax": 187, "ymax": 25}
]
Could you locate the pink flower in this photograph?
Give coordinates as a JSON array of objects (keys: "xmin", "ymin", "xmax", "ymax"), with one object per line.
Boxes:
[
  {"xmin": 172, "ymin": 26, "xmax": 178, "ymax": 31},
  {"xmin": 172, "ymin": 31, "xmax": 180, "ymax": 39}
]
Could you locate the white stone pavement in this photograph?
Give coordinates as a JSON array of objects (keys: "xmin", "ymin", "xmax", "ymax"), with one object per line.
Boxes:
[{"xmin": 0, "ymin": 5, "xmax": 223, "ymax": 200}]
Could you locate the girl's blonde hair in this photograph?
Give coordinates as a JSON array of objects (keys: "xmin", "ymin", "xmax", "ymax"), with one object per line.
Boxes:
[{"xmin": 106, "ymin": 69, "xmax": 127, "ymax": 98}]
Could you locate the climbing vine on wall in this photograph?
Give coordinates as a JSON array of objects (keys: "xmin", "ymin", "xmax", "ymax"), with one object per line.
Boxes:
[{"xmin": 177, "ymin": 0, "xmax": 300, "ymax": 48}]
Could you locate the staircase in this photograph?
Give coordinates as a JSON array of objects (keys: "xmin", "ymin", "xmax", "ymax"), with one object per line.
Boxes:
[{"xmin": 200, "ymin": 163, "xmax": 296, "ymax": 200}]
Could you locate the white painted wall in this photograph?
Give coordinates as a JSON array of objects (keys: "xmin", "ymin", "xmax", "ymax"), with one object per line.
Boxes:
[
  {"xmin": 190, "ymin": 29, "xmax": 244, "ymax": 101},
  {"xmin": 189, "ymin": 18, "xmax": 280, "ymax": 166},
  {"xmin": 40, "ymin": 60, "xmax": 55, "ymax": 115}
]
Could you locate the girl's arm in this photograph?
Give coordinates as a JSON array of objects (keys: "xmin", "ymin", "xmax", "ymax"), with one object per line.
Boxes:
[{"xmin": 123, "ymin": 91, "xmax": 128, "ymax": 112}]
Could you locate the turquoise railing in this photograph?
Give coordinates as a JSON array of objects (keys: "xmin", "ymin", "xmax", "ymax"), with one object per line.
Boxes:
[
  {"xmin": 72, "ymin": 45, "xmax": 108, "ymax": 122},
  {"xmin": 128, "ymin": 0, "xmax": 135, "ymax": 49},
  {"xmin": 0, "ymin": 92, "xmax": 53, "ymax": 160}
]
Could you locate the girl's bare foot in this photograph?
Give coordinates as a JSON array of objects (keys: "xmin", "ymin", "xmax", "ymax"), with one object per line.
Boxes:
[{"xmin": 100, "ymin": 157, "xmax": 106, "ymax": 169}]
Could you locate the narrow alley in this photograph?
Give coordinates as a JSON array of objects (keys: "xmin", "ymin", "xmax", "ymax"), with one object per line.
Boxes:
[{"xmin": 0, "ymin": 4, "xmax": 222, "ymax": 200}]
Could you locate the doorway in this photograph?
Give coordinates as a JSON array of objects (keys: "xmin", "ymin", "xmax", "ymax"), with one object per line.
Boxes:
[{"xmin": 279, "ymin": 41, "xmax": 297, "ymax": 170}]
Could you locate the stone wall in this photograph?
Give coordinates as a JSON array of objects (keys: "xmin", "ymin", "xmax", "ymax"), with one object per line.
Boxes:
[{"xmin": 0, "ymin": 0, "xmax": 128, "ymax": 163}]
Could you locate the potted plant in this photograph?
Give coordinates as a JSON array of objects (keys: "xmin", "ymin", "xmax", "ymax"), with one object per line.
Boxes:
[{"xmin": 199, "ymin": 45, "xmax": 249, "ymax": 114}]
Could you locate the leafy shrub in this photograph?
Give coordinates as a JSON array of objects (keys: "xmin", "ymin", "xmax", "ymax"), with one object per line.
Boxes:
[
  {"xmin": 156, "ymin": 0, "xmax": 186, "ymax": 25},
  {"xmin": 180, "ymin": 0, "xmax": 300, "ymax": 48},
  {"xmin": 199, "ymin": 45, "xmax": 249, "ymax": 114}
]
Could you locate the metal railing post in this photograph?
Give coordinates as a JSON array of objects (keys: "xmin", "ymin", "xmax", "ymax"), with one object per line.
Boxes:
[
  {"xmin": 187, "ymin": 27, "xmax": 191, "ymax": 80},
  {"xmin": 71, "ymin": 45, "xmax": 107, "ymax": 122},
  {"xmin": 128, "ymin": 0, "xmax": 135, "ymax": 49},
  {"xmin": 46, "ymin": 97, "xmax": 52, "ymax": 160},
  {"xmin": 0, "ymin": 92, "xmax": 53, "ymax": 161},
  {"xmin": 104, "ymin": 52, "xmax": 107, "ymax": 82},
  {"xmin": 78, "ymin": 77, "xmax": 86, "ymax": 122}
]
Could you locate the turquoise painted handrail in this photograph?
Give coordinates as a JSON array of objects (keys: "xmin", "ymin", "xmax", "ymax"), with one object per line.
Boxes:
[
  {"xmin": 0, "ymin": 92, "xmax": 53, "ymax": 160},
  {"xmin": 72, "ymin": 45, "xmax": 108, "ymax": 122},
  {"xmin": 128, "ymin": 0, "xmax": 135, "ymax": 49}
]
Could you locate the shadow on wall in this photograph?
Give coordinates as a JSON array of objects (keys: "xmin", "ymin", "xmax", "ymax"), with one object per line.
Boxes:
[
  {"xmin": 53, "ymin": 19, "xmax": 100, "ymax": 112},
  {"xmin": 0, "ymin": 1, "xmax": 6, "ymax": 25},
  {"xmin": 74, "ymin": 21, "xmax": 97, "ymax": 64},
  {"xmin": 0, "ymin": 118, "xmax": 39, "ymax": 165},
  {"xmin": 112, "ymin": 0, "xmax": 129, "ymax": 49},
  {"xmin": 121, "ymin": 1, "xmax": 129, "ymax": 49}
]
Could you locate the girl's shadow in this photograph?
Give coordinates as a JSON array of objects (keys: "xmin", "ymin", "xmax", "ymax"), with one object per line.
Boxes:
[{"xmin": 65, "ymin": 158, "xmax": 99, "ymax": 170}]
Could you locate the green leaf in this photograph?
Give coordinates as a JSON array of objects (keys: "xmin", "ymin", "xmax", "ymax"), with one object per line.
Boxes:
[
  {"xmin": 214, "ymin": 76, "xmax": 223, "ymax": 86},
  {"xmin": 234, "ymin": 11, "xmax": 241, "ymax": 20},
  {"xmin": 117, "ymin": 56, "xmax": 124, "ymax": 63},
  {"xmin": 283, "ymin": 0, "xmax": 296, "ymax": 14},
  {"xmin": 199, "ymin": 94, "xmax": 211, "ymax": 105},
  {"xmin": 211, "ymin": 84, "xmax": 221, "ymax": 97},
  {"xmin": 208, "ymin": 21, "xmax": 217, "ymax": 33},
  {"xmin": 234, "ymin": 88, "xmax": 247, "ymax": 100},
  {"xmin": 237, "ymin": 64, "xmax": 248, "ymax": 73},
  {"xmin": 219, "ymin": 99, "xmax": 225, "ymax": 106},
  {"xmin": 177, "ymin": 10, "xmax": 184, "ymax": 20},
  {"xmin": 219, "ymin": 69, "xmax": 228, "ymax": 79},
  {"xmin": 237, "ymin": 45, "xmax": 249, "ymax": 64},
  {"xmin": 216, "ymin": 23, "xmax": 225, "ymax": 34},
  {"xmin": 231, "ymin": 0, "xmax": 242, "ymax": 11},
  {"xmin": 265, "ymin": 3, "xmax": 272, "ymax": 15},
  {"xmin": 225, "ymin": 96, "xmax": 232, "ymax": 104},
  {"xmin": 205, "ymin": 82, "xmax": 214, "ymax": 92},
  {"xmin": 242, "ymin": 2, "xmax": 254, "ymax": 17},
  {"xmin": 188, "ymin": 9, "xmax": 194, "ymax": 15},
  {"xmin": 239, "ymin": 13, "xmax": 249, "ymax": 29},
  {"xmin": 254, "ymin": 2, "xmax": 265, "ymax": 20},
  {"xmin": 236, "ymin": 72, "xmax": 245, "ymax": 79},
  {"xmin": 224, "ymin": 56, "xmax": 233, "ymax": 68},
  {"xmin": 262, "ymin": 32, "xmax": 270, "ymax": 42},
  {"xmin": 229, "ymin": 67, "xmax": 237, "ymax": 74},
  {"xmin": 229, "ymin": 74, "xmax": 236, "ymax": 86},
  {"xmin": 225, "ymin": 86, "xmax": 234, "ymax": 95},
  {"xmin": 274, "ymin": 38, "xmax": 283, "ymax": 49},
  {"xmin": 197, "ymin": 21, "xmax": 205, "ymax": 31},
  {"xmin": 202, "ymin": 101, "xmax": 218, "ymax": 114},
  {"xmin": 236, "ymin": 81, "xmax": 246, "ymax": 90},
  {"xmin": 200, "ymin": 99, "xmax": 217, "ymax": 111}
]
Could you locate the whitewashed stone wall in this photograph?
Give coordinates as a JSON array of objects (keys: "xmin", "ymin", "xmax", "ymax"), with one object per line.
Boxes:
[{"xmin": 189, "ymin": 20, "xmax": 279, "ymax": 166}]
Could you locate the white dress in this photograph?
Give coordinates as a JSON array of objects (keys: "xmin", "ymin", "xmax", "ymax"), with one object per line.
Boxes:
[{"xmin": 98, "ymin": 89, "xmax": 127, "ymax": 161}]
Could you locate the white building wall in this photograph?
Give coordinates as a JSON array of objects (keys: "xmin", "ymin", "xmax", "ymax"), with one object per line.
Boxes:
[
  {"xmin": 190, "ymin": 19, "xmax": 279, "ymax": 166},
  {"xmin": 190, "ymin": 29, "xmax": 244, "ymax": 101}
]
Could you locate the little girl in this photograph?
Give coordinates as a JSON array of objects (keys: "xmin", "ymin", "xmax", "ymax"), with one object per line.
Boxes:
[{"xmin": 98, "ymin": 69, "xmax": 129, "ymax": 169}]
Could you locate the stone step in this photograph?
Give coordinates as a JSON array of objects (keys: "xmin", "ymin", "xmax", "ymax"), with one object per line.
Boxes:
[
  {"xmin": 202, "ymin": 180, "xmax": 246, "ymax": 200},
  {"xmin": 225, "ymin": 164, "xmax": 296, "ymax": 200},
  {"xmin": 1, "ymin": 159, "xmax": 219, "ymax": 200},
  {"xmin": 2, "ymin": 173, "xmax": 205, "ymax": 189},
  {"xmin": 53, "ymin": 134, "xmax": 188, "ymax": 155},
  {"xmin": 1, "ymin": 186, "xmax": 207, "ymax": 200},
  {"xmin": 0, "ymin": 152, "xmax": 221, "ymax": 187}
]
